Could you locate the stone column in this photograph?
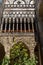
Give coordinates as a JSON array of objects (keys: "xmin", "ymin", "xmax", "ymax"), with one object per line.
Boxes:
[
  {"xmin": 4, "ymin": 36, "xmax": 14, "ymax": 58},
  {"xmin": 30, "ymin": 47, "xmax": 35, "ymax": 57},
  {"xmin": 28, "ymin": 37, "xmax": 36, "ymax": 57},
  {"xmin": 31, "ymin": 18, "xmax": 34, "ymax": 32},
  {"xmin": 1, "ymin": 18, "xmax": 4, "ymax": 32},
  {"xmin": 5, "ymin": 18, "xmax": 7, "ymax": 32},
  {"xmin": 16, "ymin": 18, "xmax": 18, "ymax": 32},
  {"xmin": 20, "ymin": 18, "xmax": 22, "ymax": 32},
  {"xmin": 1, "ymin": 37, "xmax": 10, "ymax": 58},
  {"xmin": 13, "ymin": 18, "xmax": 15, "ymax": 32},
  {"xmin": 28, "ymin": 18, "xmax": 30, "ymax": 32},
  {"xmin": 9, "ymin": 18, "xmax": 11, "ymax": 32},
  {"xmin": 24, "ymin": 18, "xmax": 26, "ymax": 32}
]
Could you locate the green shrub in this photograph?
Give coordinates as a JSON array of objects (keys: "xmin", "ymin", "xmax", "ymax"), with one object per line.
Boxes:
[
  {"xmin": 10, "ymin": 42, "xmax": 38, "ymax": 65},
  {"xmin": 2, "ymin": 56, "xmax": 10, "ymax": 65}
]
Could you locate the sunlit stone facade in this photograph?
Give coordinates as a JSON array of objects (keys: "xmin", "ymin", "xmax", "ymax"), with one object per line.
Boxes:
[{"xmin": 0, "ymin": 0, "xmax": 38, "ymax": 59}]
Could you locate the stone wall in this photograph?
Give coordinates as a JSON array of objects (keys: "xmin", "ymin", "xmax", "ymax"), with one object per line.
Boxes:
[{"xmin": 0, "ymin": 34, "xmax": 36, "ymax": 58}]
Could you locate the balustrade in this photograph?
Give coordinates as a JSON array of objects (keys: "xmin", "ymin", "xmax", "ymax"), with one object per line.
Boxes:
[{"xmin": 1, "ymin": 17, "xmax": 34, "ymax": 33}]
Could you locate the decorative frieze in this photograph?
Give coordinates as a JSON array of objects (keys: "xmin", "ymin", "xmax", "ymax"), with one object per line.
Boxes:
[{"xmin": 4, "ymin": 0, "xmax": 34, "ymax": 5}]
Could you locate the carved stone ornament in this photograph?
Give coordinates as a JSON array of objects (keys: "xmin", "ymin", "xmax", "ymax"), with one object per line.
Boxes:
[{"xmin": 4, "ymin": 0, "xmax": 34, "ymax": 4}]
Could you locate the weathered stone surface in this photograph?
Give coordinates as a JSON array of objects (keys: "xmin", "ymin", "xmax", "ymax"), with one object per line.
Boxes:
[
  {"xmin": 39, "ymin": 2, "xmax": 43, "ymax": 17},
  {"xmin": 0, "ymin": 0, "xmax": 37, "ymax": 58},
  {"xmin": 0, "ymin": 34, "xmax": 36, "ymax": 57}
]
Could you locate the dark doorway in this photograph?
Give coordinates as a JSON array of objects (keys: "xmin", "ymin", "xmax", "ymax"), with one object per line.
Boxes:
[{"xmin": 0, "ymin": 43, "xmax": 5, "ymax": 65}]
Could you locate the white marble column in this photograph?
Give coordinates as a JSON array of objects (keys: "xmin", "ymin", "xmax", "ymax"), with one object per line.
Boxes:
[
  {"xmin": 1, "ymin": 18, "xmax": 4, "ymax": 32},
  {"xmin": 5, "ymin": 18, "xmax": 7, "ymax": 32},
  {"xmin": 28, "ymin": 18, "xmax": 30, "ymax": 32},
  {"xmin": 20, "ymin": 18, "xmax": 22, "ymax": 32},
  {"xmin": 31, "ymin": 18, "xmax": 34, "ymax": 32},
  {"xmin": 9, "ymin": 18, "xmax": 11, "ymax": 32},
  {"xmin": 24, "ymin": 18, "xmax": 26, "ymax": 32},
  {"xmin": 16, "ymin": 18, "xmax": 18, "ymax": 32},
  {"xmin": 13, "ymin": 18, "xmax": 15, "ymax": 32}
]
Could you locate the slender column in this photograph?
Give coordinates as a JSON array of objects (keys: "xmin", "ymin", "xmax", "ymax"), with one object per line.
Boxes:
[
  {"xmin": 24, "ymin": 18, "xmax": 26, "ymax": 32},
  {"xmin": 31, "ymin": 18, "xmax": 34, "ymax": 32},
  {"xmin": 20, "ymin": 18, "xmax": 22, "ymax": 32},
  {"xmin": 28, "ymin": 18, "xmax": 30, "ymax": 32},
  {"xmin": 16, "ymin": 18, "xmax": 18, "ymax": 32},
  {"xmin": 1, "ymin": 18, "xmax": 4, "ymax": 32},
  {"xmin": 5, "ymin": 18, "xmax": 7, "ymax": 32},
  {"xmin": 13, "ymin": 18, "xmax": 15, "ymax": 32},
  {"xmin": 9, "ymin": 18, "xmax": 11, "ymax": 32}
]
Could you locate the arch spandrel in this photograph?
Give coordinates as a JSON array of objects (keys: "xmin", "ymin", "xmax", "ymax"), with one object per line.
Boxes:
[{"xmin": 11, "ymin": 38, "xmax": 29, "ymax": 50}]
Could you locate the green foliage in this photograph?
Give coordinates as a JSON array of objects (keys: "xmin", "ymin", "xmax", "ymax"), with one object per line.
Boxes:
[
  {"xmin": 1, "ymin": 42, "xmax": 38, "ymax": 65},
  {"xmin": 10, "ymin": 42, "xmax": 38, "ymax": 65},
  {"xmin": 2, "ymin": 56, "xmax": 10, "ymax": 65},
  {"xmin": 13, "ymin": 56, "xmax": 38, "ymax": 65},
  {"xmin": 10, "ymin": 42, "xmax": 30, "ymax": 59}
]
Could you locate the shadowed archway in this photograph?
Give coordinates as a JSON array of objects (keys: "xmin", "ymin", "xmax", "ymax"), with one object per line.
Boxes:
[
  {"xmin": 0, "ymin": 43, "xmax": 5, "ymax": 65},
  {"xmin": 10, "ymin": 41, "xmax": 30, "ymax": 65}
]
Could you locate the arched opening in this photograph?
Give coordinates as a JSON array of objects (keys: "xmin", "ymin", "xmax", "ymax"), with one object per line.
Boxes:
[
  {"xmin": 29, "ymin": 18, "xmax": 32, "ymax": 32},
  {"xmin": 18, "ymin": 18, "xmax": 20, "ymax": 32},
  {"xmin": 10, "ymin": 42, "xmax": 30, "ymax": 65},
  {"xmin": 2, "ymin": 18, "xmax": 5, "ymax": 32},
  {"xmin": 14, "ymin": 18, "xmax": 17, "ymax": 32},
  {"xmin": 26, "ymin": 18, "xmax": 28, "ymax": 31},
  {"xmin": 10, "ymin": 18, "xmax": 13, "ymax": 32},
  {"xmin": 22, "ymin": 18, "xmax": 24, "ymax": 32},
  {"xmin": 7, "ymin": 21, "xmax": 9, "ymax": 31},
  {"xmin": 34, "ymin": 44, "xmax": 40, "ymax": 65},
  {"xmin": 0, "ymin": 43, "xmax": 5, "ymax": 65}
]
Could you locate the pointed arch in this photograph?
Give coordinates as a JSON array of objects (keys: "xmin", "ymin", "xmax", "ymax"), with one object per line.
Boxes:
[
  {"xmin": 11, "ymin": 38, "xmax": 30, "ymax": 50},
  {"xmin": 10, "ymin": 41, "xmax": 30, "ymax": 65}
]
